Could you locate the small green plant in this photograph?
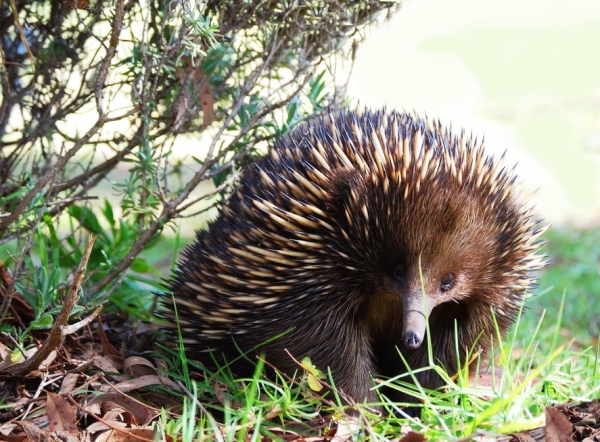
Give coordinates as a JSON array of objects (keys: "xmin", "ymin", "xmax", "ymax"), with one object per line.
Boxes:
[
  {"xmin": 10, "ymin": 224, "xmax": 87, "ymax": 333},
  {"xmin": 65, "ymin": 201, "xmax": 165, "ymax": 313},
  {"xmin": 15, "ymin": 266, "xmax": 80, "ymax": 331}
]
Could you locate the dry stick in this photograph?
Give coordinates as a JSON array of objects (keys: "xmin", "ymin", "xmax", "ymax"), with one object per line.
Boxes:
[
  {"xmin": 4, "ymin": 235, "xmax": 101, "ymax": 376},
  {"xmin": 94, "ymin": 0, "xmax": 125, "ymax": 118},
  {"xmin": 8, "ymin": 0, "xmax": 35, "ymax": 64}
]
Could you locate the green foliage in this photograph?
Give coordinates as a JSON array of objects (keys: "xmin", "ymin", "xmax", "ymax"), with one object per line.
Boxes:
[
  {"xmin": 1, "ymin": 199, "xmax": 166, "ymax": 345},
  {"xmin": 16, "ymin": 266, "xmax": 60, "ymax": 330},
  {"xmin": 0, "ymin": 1, "xmax": 395, "ymax": 344},
  {"xmin": 64, "ymin": 201, "xmax": 163, "ymax": 315},
  {"xmin": 11, "ymin": 225, "xmax": 85, "ymax": 332}
]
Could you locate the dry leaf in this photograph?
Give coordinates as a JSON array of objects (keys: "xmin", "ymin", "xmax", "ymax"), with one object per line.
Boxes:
[
  {"xmin": 47, "ymin": 391, "xmax": 78, "ymax": 432},
  {"xmin": 0, "ymin": 422, "xmax": 18, "ymax": 437},
  {"xmin": 94, "ymin": 426, "xmax": 159, "ymax": 442},
  {"xmin": 38, "ymin": 349, "xmax": 58, "ymax": 370},
  {"xmin": 59, "ymin": 373, "xmax": 81, "ymax": 395},
  {"xmin": 96, "ymin": 316, "xmax": 119, "ymax": 356},
  {"xmin": 398, "ymin": 431, "xmax": 427, "ymax": 442},
  {"xmin": 92, "ymin": 354, "xmax": 121, "ymax": 373},
  {"xmin": 123, "ymin": 356, "xmax": 157, "ymax": 376},
  {"xmin": 173, "ymin": 56, "xmax": 214, "ymax": 130},
  {"xmin": 88, "ymin": 391, "xmax": 158, "ymax": 425},
  {"xmin": 113, "ymin": 374, "xmax": 179, "ymax": 393},
  {"xmin": 19, "ymin": 419, "xmax": 84, "ymax": 441},
  {"xmin": 19, "ymin": 420, "xmax": 42, "ymax": 440},
  {"xmin": 0, "ymin": 341, "xmax": 12, "ymax": 361},
  {"xmin": 63, "ymin": 0, "xmax": 90, "ymax": 10},
  {"xmin": 545, "ymin": 406, "xmax": 574, "ymax": 442},
  {"xmin": 89, "ymin": 420, "xmax": 160, "ymax": 441},
  {"xmin": 331, "ymin": 417, "xmax": 360, "ymax": 442},
  {"xmin": 512, "ymin": 432, "xmax": 536, "ymax": 442},
  {"xmin": 199, "ymin": 80, "xmax": 214, "ymax": 127}
]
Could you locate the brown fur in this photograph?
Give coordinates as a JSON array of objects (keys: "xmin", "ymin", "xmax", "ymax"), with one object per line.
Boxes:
[{"xmin": 162, "ymin": 109, "xmax": 546, "ymax": 404}]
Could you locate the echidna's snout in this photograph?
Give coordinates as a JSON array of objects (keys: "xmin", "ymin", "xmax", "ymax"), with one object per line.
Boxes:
[{"xmin": 401, "ymin": 290, "xmax": 436, "ymax": 349}]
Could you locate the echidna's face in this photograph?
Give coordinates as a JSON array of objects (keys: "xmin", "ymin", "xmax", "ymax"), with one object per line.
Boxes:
[{"xmin": 325, "ymin": 167, "xmax": 507, "ymax": 348}]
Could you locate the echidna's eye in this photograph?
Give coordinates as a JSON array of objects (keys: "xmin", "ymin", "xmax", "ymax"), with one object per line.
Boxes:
[
  {"xmin": 440, "ymin": 273, "xmax": 455, "ymax": 292},
  {"xmin": 392, "ymin": 264, "xmax": 405, "ymax": 281}
]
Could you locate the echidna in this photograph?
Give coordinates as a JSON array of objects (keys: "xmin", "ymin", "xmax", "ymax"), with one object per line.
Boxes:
[{"xmin": 162, "ymin": 109, "xmax": 546, "ymax": 404}]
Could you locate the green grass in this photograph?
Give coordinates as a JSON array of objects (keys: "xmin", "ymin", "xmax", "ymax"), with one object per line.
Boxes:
[
  {"xmin": 155, "ymin": 300, "xmax": 599, "ymax": 440},
  {"xmin": 518, "ymin": 227, "xmax": 600, "ymax": 348}
]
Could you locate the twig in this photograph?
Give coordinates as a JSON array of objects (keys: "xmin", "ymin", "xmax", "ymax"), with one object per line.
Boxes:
[
  {"xmin": 8, "ymin": 0, "xmax": 35, "ymax": 64},
  {"xmin": 94, "ymin": 0, "xmax": 126, "ymax": 118}
]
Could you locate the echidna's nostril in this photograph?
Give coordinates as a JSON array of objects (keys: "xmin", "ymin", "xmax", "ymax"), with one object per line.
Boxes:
[{"xmin": 403, "ymin": 331, "xmax": 423, "ymax": 349}]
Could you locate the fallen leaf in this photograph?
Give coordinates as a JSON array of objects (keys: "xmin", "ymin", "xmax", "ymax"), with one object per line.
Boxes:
[
  {"xmin": 123, "ymin": 356, "xmax": 157, "ymax": 376},
  {"xmin": 88, "ymin": 391, "xmax": 158, "ymax": 425},
  {"xmin": 0, "ymin": 342, "xmax": 12, "ymax": 361},
  {"xmin": 47, "ymin": 391, "xmax": 78, "ymax": 431},
  {"xmin": 113, "ymin": 374, "xmax": 180, "ymax": 393},
  {"xmin": 513, "ymin": 432, "xmax": 536, "ymax": 441},
  {"xmin": 19, "ymin": 420, "xmax": 43, "ymax": 440},
  {"xmin": 96, "ymin": 316, "xmax": 119, "ymax": 356},
  {"xmin": 92, "ymin": 423, "xmax": 159, "ymax": 442},
  {"xmin": 38, "ymin": 349, "xmax": 58, "ymax": 370},
  {"xmin": 545, "ymin": 406, "xmax": 574, "ymax": 442},
  {"xmin": 18, "ymin": 420, "xmax": 82, "ymax": 441},
  {"xmin": 0, "ymin": 422, "xmax": 18, "ymax": 437},
  {"xmin": 92, "ymin": 354, "xmax": 122, "ymax": 374},
  {"xmin": 398, "ymin": 431, "xmax": 427, "ymax": 442},
  {"xmin": 332, "ymin": 417, "xmax": 360, "ymax": 442},
  {"xmin": 214, "ymin": 381, "xmax": 242, "ymax": 410},
  {"xmin": 59, "ymin": 373, "xmax": 81, "ymax": 395}
]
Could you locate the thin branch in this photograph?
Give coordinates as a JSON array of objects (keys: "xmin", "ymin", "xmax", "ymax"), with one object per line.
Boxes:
[
  {"xmin": 94, "ymin": 0, "xmax": 126, "ymax": 118},
  {"xmin": 8, "ymin": 0, "xmax": 35, "ymax": 64}
]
